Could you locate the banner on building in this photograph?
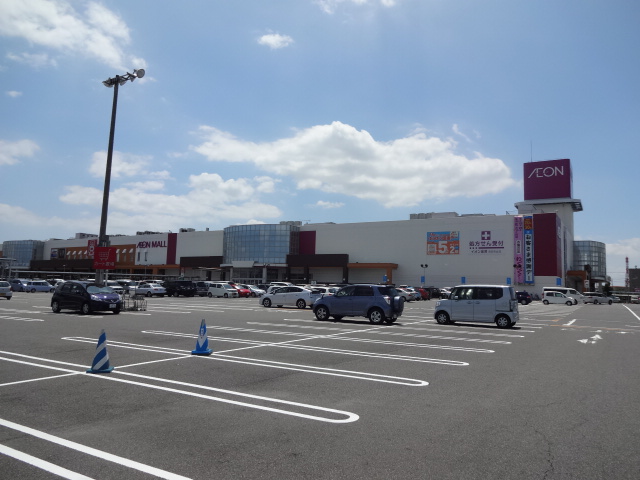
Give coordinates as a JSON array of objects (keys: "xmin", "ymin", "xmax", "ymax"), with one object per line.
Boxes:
[
  {"xmin": 427, "ymin": 231, "xmax": 460, "ymax": 255},
  {"xmin": 523, "ymin": 216, "xmax": 534, "ymax": 284},
  {"xmin": 466, "ymin": 230, "xmax": 505, "ymax": 255},
  {"xmin": 88, "ymin": 239, "xmax": 97, "ymax": 258},
  {"xmin": 514, "ymin": 216, "xmax": 525, "ymax": 283},
  {"xmin": 93, "ymin": 246, "xmax": 117, "ymax": 270}
]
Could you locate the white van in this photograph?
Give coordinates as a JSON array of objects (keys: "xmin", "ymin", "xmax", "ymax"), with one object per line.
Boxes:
[
  {"xmin": 542, "ymin": 291, "xmax": 574, "ymax": 305},
  {"xmin": 542, "ymin": 287, "xmax": 583, "ymax": 305},
  {"xmin": 207, "ymin": 283, "xmax": 239, "ymax": 298},
  {"xmin": 434, "ymin": 285, "xmax": 518, "ymax": 328}
]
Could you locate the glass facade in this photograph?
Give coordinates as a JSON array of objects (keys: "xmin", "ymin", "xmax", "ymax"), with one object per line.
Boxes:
[
  {"xmin": 223, "ymin": 224, "xmax": 300, "ymax": 264},
  {"xmin": 2, "ymin": 240, "xmax": 44, "ymax": 267},
  {"xmin": 573, "ymin": 241, "xmax": 606, "ymax": 278}
]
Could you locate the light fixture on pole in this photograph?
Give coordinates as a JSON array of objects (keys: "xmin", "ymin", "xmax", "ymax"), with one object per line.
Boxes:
[
  {"xmin": 96, "ymin": 69, "xmax": 145, "ymax": 286},
  {"xmin": 420, "ymin": 264, "xmax": 428, "ymax": 286}
]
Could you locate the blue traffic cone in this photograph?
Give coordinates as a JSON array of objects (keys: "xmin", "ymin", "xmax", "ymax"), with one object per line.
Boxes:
[
  {"xmin": 86, "ymin": 329, "xmax": 114, "ymax": 373},
  {"xmin": 191, "ymin": 319, "xmax": 213, "ymax": 355}
]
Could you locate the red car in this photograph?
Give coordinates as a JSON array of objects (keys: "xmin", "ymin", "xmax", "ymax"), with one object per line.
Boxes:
[{"xmin": 233, "ymin": 285, "xmax": 251, "ymax": 297}]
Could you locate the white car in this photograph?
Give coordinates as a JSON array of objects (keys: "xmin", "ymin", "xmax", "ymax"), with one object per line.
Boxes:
[
  {"xmin": 24, "ymin": 280, "xmax": 55, "ymax": 293},
  {"xmin": 261, "ymin": 286, "xmax": 320, "ymax": 309},
  {"xmin": 134, "ymin": 283, "xmax": 166, "ymax": 297},
  {"xmin": 239, "ymin": 284, "xmax": 266, "ymax": 297},
  {"xmin": 582, "ymin": 292, "xmax": 613, "ymax": 305},
  {"xmin": 106, "ymin": 281, "xmax": 125, "ymax": 295},
  {"xmin": 542, "ymin": 291, "xmax": 574, "ymax": 305},
  {"xmin": 0, "ymin": 281, "xmax": 13, "ymax": 300}
]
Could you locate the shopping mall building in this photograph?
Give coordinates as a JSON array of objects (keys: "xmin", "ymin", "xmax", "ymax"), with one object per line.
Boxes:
[{"xmin": 1, "ymin": 159, "xmax": 609, "ymax": 295}]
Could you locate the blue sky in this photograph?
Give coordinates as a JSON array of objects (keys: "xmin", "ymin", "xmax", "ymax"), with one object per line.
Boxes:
[{"xmin": 1, "ymin": 0, "xmax": 638, "ymax": 285}]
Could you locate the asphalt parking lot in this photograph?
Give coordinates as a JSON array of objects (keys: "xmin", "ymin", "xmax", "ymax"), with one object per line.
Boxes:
[{"xmin": 1, "ymin": 293, "xmax": 640, "ymax": 479}]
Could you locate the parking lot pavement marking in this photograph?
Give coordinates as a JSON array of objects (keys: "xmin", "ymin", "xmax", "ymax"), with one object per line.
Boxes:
[
  {"xmin": 623, "ymin": 305, "xmax": 640, "ymax": 322},
  {"xmin": 565, "ymin": 319, "xmax": 577, "ymax": 326},
  {"xmin": 364, "ymin": 330, "xmax": 512, "ymax": 344},
  {"xmin": 0, "ymin": 351, "xmax": 359, "ymax": 423},
  {"xmin": 0, "ymin": 443, "xmax": 95, "ymax": 480},
  {"xmin": 61, "ymin": 336, "xmax": 428, "ymax": 386},
  {"xmin": 143, "ymin": 330, "xmax": 469, "ymax": 366},
  {"xmin": 0, "ymin": 418, "xmax": 193, "ymax": 480},
  {"xmin": 331, "ymin": 336, "xmax": 495, "ymax": 353},
  {"xmin": 0, "ymin": 315, "xmax": 44, "ymax": 322}
]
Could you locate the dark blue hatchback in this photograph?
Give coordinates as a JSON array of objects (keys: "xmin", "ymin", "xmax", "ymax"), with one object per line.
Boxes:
[{"xmin": 51, "ymin": 281, "xmax": 122, "ymax": 315}]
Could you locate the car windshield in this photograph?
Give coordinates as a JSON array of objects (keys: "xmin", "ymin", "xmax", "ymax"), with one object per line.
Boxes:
[{"xmin": 86, "ymin": 285, "xmax": 115, "ymax": 294}]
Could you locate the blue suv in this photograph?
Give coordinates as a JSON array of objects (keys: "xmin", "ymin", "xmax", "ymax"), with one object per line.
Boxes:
[{"xmin": 313, "ymin": 284, "xmax": 405, "ymax": 324}]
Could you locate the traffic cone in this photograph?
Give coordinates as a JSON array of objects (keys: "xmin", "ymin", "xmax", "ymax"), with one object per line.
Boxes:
[
  {"xmin": 191, "ymin": 319, "xmax": 213, "ymax": 355},
  {"xmin": 86, "ymin": 329, "xmax": 114, "ymax": 373}
]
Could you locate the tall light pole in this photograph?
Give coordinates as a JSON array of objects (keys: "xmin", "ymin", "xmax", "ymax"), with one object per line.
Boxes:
[{"xmin": 96, "ymin": 69, "xmax": 145, "ymax": 286}]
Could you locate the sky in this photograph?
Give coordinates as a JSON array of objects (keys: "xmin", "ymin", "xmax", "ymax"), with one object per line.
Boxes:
[{"xmin": 0, "ymin": 0, "xmax": 639, "ymax": 286}]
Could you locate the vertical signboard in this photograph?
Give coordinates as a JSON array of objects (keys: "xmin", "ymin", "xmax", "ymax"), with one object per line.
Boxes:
[
  {"xmin": 513, "ymin": 216, "xmax": 524, "ymax": 283},
  {"xmin": 427, "ymin": 231, "xmax": 460, "ymax": 255},
  {"xmin": 93, "ymin": 246, "xmax": 117, "ymax": 270},
  {"xmin": 88, "ymin": 239, "xmax": 97, "ymax": 258},
  {"xmin": 523, "ymin": 216, "xmax": 534, "ymax": 284}
]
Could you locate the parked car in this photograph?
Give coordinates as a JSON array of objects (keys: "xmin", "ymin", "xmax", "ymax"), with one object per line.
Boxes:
[
  {"xmin": 51, "ymin": 281, "xmax": 122, "ymax": 314},
  {"xmin": 516, "ymin": 291, "xmax": 533, "ymax": 305},
  {"xmin": 310, "ymin": 286, "xmax": 338, "ymax": 296},
  {"xmin": 134, "ymin": 282, "xmax": 166, "ymax": 297},
  {"xmin": 313, "ymin": 284, "xmax": 405, "ymax": 324},
  {"xmin": 207, "ymin": 282, "xmax": 239, "ymax": 298},
  {"xmin": 542, "ymin": 291, "xmax": 574, "ymax": 305},
  {"xmin": 106, "ymin": 281, "xmax": 125, "ymax": 295},
  {"xmin": 239, "ymin": 284, "xmax": 266, "ymax": 297},
  {"xmin": 434, "ymin": 285, "xmax": 518, "ymax": 328},
  {"xmin": 610, "ymin": 295, "xmax": 621, "ymax": 303},
  {"xmin": 233, "ymin": 285, "xmax": 252, "ymax": 297},
  {"xmin": 630, "ymin": 295, "xmax": 640, "ymax": 304},
  {"xmin": 24, "ymin": 280, "xmax": 55, "ymax": 293},
  {"xmin": 417, "ymin": 287, "xmax": 431, "ymax": 300},
  {"xmin": 195, "ymin": 281, "xmax": 216, "ymax": 297},
  {"xmin": 542, "ymin": 287, "xmax": 582, "ymax": 305},
  {"xmin": 164, "ymin": 280, "xmax": 197, "ymax": 297},
  {"xmin": 261, "ymin": 286, "xmax": 320, "ymax": 309},
  {"xmin": 0, "ymin": 281, "xmax": 13, "ymax": 300},
  {"xmin": 395, "ymin": 288, "xmax": 413, "ymax": 302},
  {"xmin": 9, "ymin": 279, "xmax": 30, "ymax": 292},
  {"xmin": 582, "ymin": 292, "xmax": 613, "ymax": 305}
]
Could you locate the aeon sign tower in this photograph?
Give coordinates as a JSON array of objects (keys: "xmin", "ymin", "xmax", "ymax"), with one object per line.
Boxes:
[{"xmin": 523, "ymin": 158, "xmax": 572, "ymax": 200}]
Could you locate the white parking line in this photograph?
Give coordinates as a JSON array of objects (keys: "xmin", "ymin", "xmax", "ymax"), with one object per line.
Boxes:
[
  {"xmin": 0, "ymin": 418, "xmax": 192, "ymax": 480},
  {"xmin": 623, "ymin": 305, "xmax": 640, "ymax": 321},
  {"xmin": 0, "ymin": 443, "xmax": 94, "ymax": 480}
]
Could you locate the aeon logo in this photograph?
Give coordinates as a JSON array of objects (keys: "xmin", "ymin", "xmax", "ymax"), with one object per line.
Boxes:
[
  {"xmin": 137, "ymin": 240, "xmax": 167, "ymax": 248},
  {"xmin": 528, "ymin": 166, "xmax": 564, "ymax": 178}
]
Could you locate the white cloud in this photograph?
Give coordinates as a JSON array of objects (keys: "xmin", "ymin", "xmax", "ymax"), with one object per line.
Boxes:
[
  {"xmin": 0, "ymin": 0, "xmax": 144, "ymax": 70},
  {"xmin": 5, "ymin": 90, "xmax": 22, "ymax": 97},
  {"xmin": 0, "ymin": 139, "xmax": 39, "ymax": 165},
  {"xmin": 315, "ymin": 200, "xmax": 344, "ymax": 209},
  {"xmin": 88, "ymin": 151, "xmax": 154, "ymax": 179},
  {"xmin": 258, "ymin": 33, "xmax": 294, "ymax": 49},
  {"xmin": 6, "ymin": 51, "xmax": 57, "ymax": 67},
  {"xmin": 315, "ymin": 0, "xmax": 397, "ymax": 14},
  {"xmin": 191, "ymin": 121, "xmax": 518, "ymax": 208},
  {"xmin": 452, "ymin": 124, "xmax": 472, "ymax": 143}
]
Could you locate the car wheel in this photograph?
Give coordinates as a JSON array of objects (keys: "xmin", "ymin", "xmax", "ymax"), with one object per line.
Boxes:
[
  {"xmin": 51, "ymin": 300, "xmax": 61, "ymax": 313},
  {"xmin": 146, "ymin": 291, "xmax": 152, "ymax": 297},
  {"xmin": 50, "ymin": 288, "xmax": 55, "ymax": 293},
  {"xmin": 566, "ymin": 301, "xmax": 573, "ymax": 306},
  {"xmin": 81, "ymin": 302, "xmax": 91, "ymax": 315},
  {"xmin": 393, "ymin": 296, "xmax": 405, "ymax": 315},
  {"xmin": 251, "ymin": 292, "xmax": 256, "ymax": 297},
  {"xmin": 207, "ymin": 292, "xmax": 213, "ymax": 298},
  {"xmin": 113, "ymin": 308, "xmax": 120, "ymax": 315},
  {"xmin": 296, "ymin": 299, "xmax": 306, "ymax": 309},
  {"xmin": 263, "ymin": 298, "xmax": 272, "ymax": 308},
  {"xmin": 368, "ymin": 308, "xmax": 385, "ymax": 325},
  {"xmin": 543, "ymin": 300, "xmax": 550, "ymax": 305},
  {"xmin": 495, "ymin": 314, "xmax": 511, "ymax": 328},
  {"xmin": 594, "ymin": 299, "xmax": 599, "ymax": 304},
  {"xmin": 173, "ymin": 292, "xmax": 179, "ymax": 297},
  {"xmin": 224, "ymin": 293, "xmax": 229, "ymax": 298},
  {"xmin": 30, "ymin": 288, "xmax": 36, "ymax": 293},
  {"xmin": 315, "ymin": 306, "xmax": 329, "ymax": 320},
  {"xmin": 520, "ymin": 299, "xmax": 527, "ymax": 305},
  {"xmin": 608, "ymin": 300, "xmax": 613, "ymax": 305},
  {"xmin": 435, "ymin": 311, "xmax": 450, "ymax": 325}
]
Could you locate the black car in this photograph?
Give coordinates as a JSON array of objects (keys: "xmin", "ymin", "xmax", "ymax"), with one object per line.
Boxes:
[
  {"xmin": 516, "ymin": 290, "xmax": 533, "ymax": 305},
  {"xmin": 164, "ymin": 280, "xmax": 197, "ymax": 297},
  {"xmin": 51, "ymin": 281, "xmax": 122, "ymax": 314}
]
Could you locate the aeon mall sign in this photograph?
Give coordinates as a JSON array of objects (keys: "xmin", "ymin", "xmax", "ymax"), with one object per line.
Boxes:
[{"xmin": 523, "ymin": 158, "xmax": 572, "ymax": 200}]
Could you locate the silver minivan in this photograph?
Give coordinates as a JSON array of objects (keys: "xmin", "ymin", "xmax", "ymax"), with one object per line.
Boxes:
[
  {"xmin": 434, "ymin": 285, "xmax": 518, "ymax": 328},
  {"xmin": 207, "ymin": 282, "xmax": 239, "ymax": 298}
]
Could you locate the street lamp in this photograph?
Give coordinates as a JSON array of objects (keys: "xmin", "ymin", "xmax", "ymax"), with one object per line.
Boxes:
[
  {"xmin": 420, "ymin": 264, "xmax": 428, "ymax": 286},
  {"xmin": 96, "ymin": 69, "xmax": 145, "ymax": 286}
]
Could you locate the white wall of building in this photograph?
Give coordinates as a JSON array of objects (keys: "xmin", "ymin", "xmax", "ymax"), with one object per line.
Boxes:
[{"xmin": 175, "ymin": 230, "xmax": 223, "ymax": 261}]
